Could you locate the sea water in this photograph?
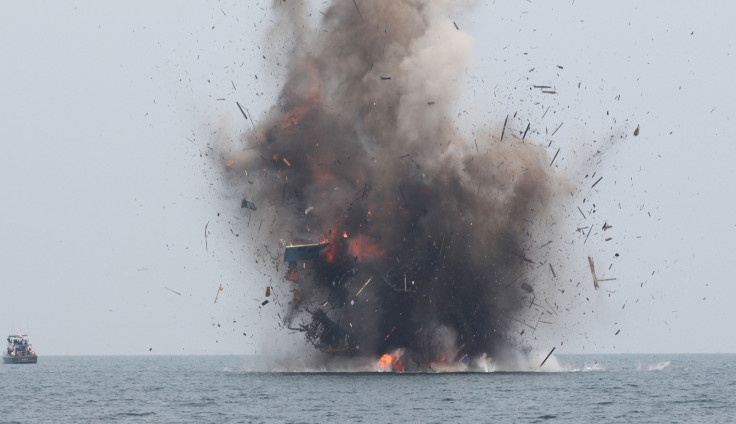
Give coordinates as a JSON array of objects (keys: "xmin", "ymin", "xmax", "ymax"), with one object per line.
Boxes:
[{"xmin": 0, "ymin": 354, "xmax": 734, "ymax": 423}]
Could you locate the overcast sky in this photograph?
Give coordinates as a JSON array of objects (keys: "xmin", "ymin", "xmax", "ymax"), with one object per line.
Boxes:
[{"xmin": 1, "ymin": 1, "xmax": 734, "ymax": 355}]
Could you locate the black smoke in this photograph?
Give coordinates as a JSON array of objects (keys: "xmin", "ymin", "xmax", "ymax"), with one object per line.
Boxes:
[{"xmin": 224, "ymin": 0, "xmax": 561, "ymax": 369}]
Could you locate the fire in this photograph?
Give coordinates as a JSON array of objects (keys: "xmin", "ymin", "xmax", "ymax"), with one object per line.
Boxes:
[
  {"xmin": 225, "ymin": 160, "xmax": 234, "ymax": 167},
  {"xmin": 321, "ymin": 231, "xmax": 341, "ymax": 263},
  {"xmin": 343, "ymin": 231, "xmax": 348, "ymax": 238},
  {"xmin": 348, "ymin": 235, "xmax": 386, "ymax": 263},
  {"xmin": 377, "ymin": 350, "xmax": 404, "ymax": 372}
]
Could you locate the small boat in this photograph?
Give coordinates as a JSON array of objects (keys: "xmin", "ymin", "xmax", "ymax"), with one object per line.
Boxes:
[{"xmin": 3, "ymin": 333, "xmax": 38, "ymax": 364}]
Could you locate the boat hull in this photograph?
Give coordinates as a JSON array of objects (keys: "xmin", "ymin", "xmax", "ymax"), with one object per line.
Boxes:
[{"xmin": 2, "ymin": 355, "xmax": 37, "ymax": 364}]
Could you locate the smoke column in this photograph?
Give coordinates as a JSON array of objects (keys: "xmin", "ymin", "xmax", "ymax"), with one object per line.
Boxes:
[{"xmin": 223, "ymin": 0, "xmax": 564, "ymax": 369}]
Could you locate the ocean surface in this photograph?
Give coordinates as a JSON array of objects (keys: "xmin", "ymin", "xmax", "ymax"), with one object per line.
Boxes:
[{"xmin": 1, "ymin": 354, "xmax": 734, "ymax": 423}]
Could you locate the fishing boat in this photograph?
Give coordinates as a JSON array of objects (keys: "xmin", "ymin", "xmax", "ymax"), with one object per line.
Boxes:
[{"xmin": 3, "ymin": 333, "xmax": 37, "ymax": 364}]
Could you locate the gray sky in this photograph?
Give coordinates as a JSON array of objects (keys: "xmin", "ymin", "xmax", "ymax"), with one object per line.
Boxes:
[{"xmin": 1, "ymin": 1, "xmax": 734, "ymax": 355}]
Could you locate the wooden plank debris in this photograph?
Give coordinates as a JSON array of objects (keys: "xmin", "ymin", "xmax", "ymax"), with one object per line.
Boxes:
[
  {"xmin": 551, "ymin": 122, "xmax": 563, "ymax": 137},
  {"xmin": 588, "ymin": 256, "xmax": 599, "ymax": 289},
  {"xmin": 355, "ymin": 276, "xmax": 373, "ymax": 297},
  {"xmin": 501, "ymin": 115, "xmax": 508, "ymax": 141},
  {"xmin": 165, "ymin": 287, "xmax": 182, "ymax": 296},
  {"xmin": 588, "ymin": 256, "xmax": 616, "ymax": 289},
  {"xmin": 236, "ymin": 101, "xmax": 256, "ymax": 131},
  {"xmin": 550, "ymin": 148, "xmax": 560, "ymax": 166},
  {"xmin": 539, "ymin": 347, "xmax": 556, "ymax": 367},
  {"xmin": 214, "ymin": 284, "xmax": 223, "ymax": 303},
  {"xmin": 592, "ymin": 176, "xmax": 603, "ymax": 188}
]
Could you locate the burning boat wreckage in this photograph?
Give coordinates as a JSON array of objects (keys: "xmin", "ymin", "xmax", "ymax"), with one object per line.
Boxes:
[{"xmin": 218, "ymin": 1, "xmax": 596, "ymax": 371}]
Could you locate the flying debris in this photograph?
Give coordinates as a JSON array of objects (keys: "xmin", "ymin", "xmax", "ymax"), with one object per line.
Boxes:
[
  {"xmin": 241, "ymin": 199, "xmax": 257, "ymax": 211},
  {"xmin": 587, "ymin": 257, "xmax": 616, "ymax": 290},
  {"xmin": 165, "ymin": 287, "xmax": 182, "ymax": 296},
  {"xmin": 291, "ymin": 309, "xmax": 356, "ymax": 355},
  {"xmin": 539, "ymin": 347, "xmax": 556, "ymax": 368},
  {"xmin": 283, "ymin": 242, "xmax": 329, "ymax": 262},
  {"xmin": 214, "ymin": 284, "xmax": 223, "ymax": 303}
]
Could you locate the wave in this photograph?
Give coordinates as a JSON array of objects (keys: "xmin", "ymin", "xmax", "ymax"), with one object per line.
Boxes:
[{"xmin": 636, "ymin": 360, "xmax": 670, "ymax": 371}]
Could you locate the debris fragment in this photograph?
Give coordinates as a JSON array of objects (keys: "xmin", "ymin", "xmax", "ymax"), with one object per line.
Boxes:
[
  {"xmin": 290, "ymin": 309, "xmax": 356, "ymax": 354},
  {"xmin": 634, "ymin": 125, "xmax": 640, "ymax": 136},
  {"xmin": 501, "ymin": 115, "xmax": 508, "ymax": 141},
  {"xmin": 214, "ymin": 284, "xmax": 223, "ymax": 303},
  {"xmin": 539, "ymin": 347, "xmax": 556, "ymax": 368},
  {"xmin": 283, "ymin": 242, "xmax": 329, "ymax": 262},
  {"xmin": 550, "ymin": 148, "xmax": 560, "ymax": 166},
  {"xmin": 587, "ymin": 257, "xmax": 616, "ymax": 289},
  {"xmin": 588, "ymin": 257, "xmax": 599, "ymax": 289},
  {"xmin": 521, "ymin": 282, "xmax": 534, "ymax": 293},
  {"xmin": 204, "ymin": 222, "xmax": 210, "ymax": 252},
  {"xmin": 551, "ymin": 122, "xmax": 563, "ymax": 137},
  {"xmin": 591, "ymin": 176, "xmax": 603, "ymax": 188},
  {"xmin": 265, "ymin": 286, "xmax": 271, "ymax": 297},
  {"xmin": 236, "ymin": 101, "xmax": 256, "ymax": 131},
  {"xmin": 355, "ymin": 276, "xmax": 374, "ymax": 297},
  {"xmin": 165, "ymin": 287, "xmax": 182, "ymax": 296},
  {"xmin": 615, "ymin": 329, "xmax": 621, "ymax": 335},
  {"xmin": 261, "ymin": 300, "xmax": 269, "ymax": 306},
  {"xmin": 241, "ymin": 199, "xmax": 257, "ymax": 211}
]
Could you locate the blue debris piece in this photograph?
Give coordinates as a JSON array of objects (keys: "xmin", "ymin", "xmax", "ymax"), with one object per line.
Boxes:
[
  {"xmin": 461, "ymin": 354, "xmax": 471, "ymax": 366},
  {"xmin": 284, "ymin": 242, "xmax": 329, "ymax": 262},
  {"xmin": 241, "ymin": 199, "xmax": 257, "ymax": 211}
]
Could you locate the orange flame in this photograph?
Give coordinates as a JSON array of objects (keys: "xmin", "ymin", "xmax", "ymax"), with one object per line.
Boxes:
[
  {"xmin": 225, "ymin": 160, "xmax": 234, "ymax": 167},
  {"xmin": 322, "ymin": 231, "xmax": 340, "ymax": 263},
  {"xmin": 377, "ymin": 350, "xmax": 404, "ymax": 372},
  {"xmin": 343, "ymin": 231, "xmax": 348, "ymax": 238},
  {"xmin": 348, "ymin": 236, "xmax": 386, "ymax": 263}
]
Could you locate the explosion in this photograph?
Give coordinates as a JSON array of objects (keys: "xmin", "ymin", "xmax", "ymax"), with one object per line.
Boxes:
[{"xmin": 222, "ymin": 1, "xmax": 566, "ymax": 371}]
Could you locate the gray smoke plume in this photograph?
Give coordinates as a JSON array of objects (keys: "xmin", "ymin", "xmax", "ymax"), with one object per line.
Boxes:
[{"xmin": 223, "ymin": 0, "xmax": 563, "ymax": 369}]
